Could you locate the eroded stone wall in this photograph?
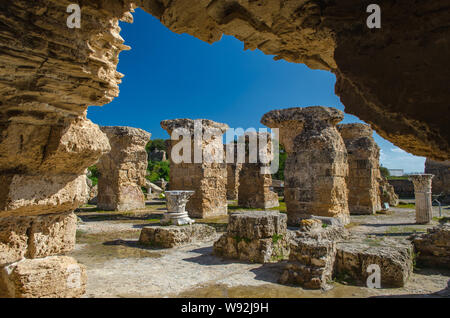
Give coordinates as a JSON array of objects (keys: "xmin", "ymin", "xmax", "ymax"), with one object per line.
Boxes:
[
  {"xmin": 97, "ymin": 126, "xmax": 150, "ymax": 211},
  {"xmin": 261, "ymin": 106, "xmax": 350, "ymax": 225},
  {"xmin": 161, "ymin": 119, "xmax": 228, "ymax": 218},
  {"xmin": 338, "ymin": 123, "xmax": 381, "ymax": 215}
]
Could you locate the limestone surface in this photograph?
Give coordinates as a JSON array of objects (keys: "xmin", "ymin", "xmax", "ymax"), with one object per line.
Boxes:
[
  {"xmin": 161, "ymin": 119, "xmax": 228, "ymax": 218},
  {"xmin": 261, "ymin": 106, "xmax": 350, "ymax": 225},
  {"xmin": 338, "ymin": 123, "xmax": 382, "ymax": 215},
  {"xmin": 334, "ymin": 238, "xmax": 413, "ymax": 288},
  {"xmin": 411, "ymin": 222, "xmax": 450, "ymax": 269},
  {"xmin": 409, "ymin": 174, "xmax": 434, "ymax": 224},
  {"xmin": 0, "ymin": 256, "xmax": 87, "ymax": 298},
  {"xmin": 139, "ymin": 224, "xmax": 216, "ymax": 248},
  {"xmin": 237, "ymin": 133, "xmax": 279, "ymax": 209},
  {"xmin": 214, "ymin": 211, "xmax": 290, "ymax": 263},
  {"xmin": 0, "ymin": 212, "xmax": 77, "ymax": 267},
  {"xmin": 280, "ymin": 237, "xmax": 336, "ymax": 290},
  {"xmin": 97, "ymin": 126, "xmax": 151, "ymax": 211},
  {"xmin": 226, "ymin": 162, "xmax": 242, "ymax": 201},
  {"xmin": 378, "ymin": 177, "xmax": 399, "ymax": 207}
]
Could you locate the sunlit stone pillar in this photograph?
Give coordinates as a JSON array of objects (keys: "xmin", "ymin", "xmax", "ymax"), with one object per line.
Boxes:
[
  {"xmin": 161, "ymin": 119, "xmax": 228, "ymax": 218},
  {"xmin": 261, "ymin": 106, "xmax": 350, "ymax": 226},
  {"xmin": 237, "ymin": 132, "xmax": 279, "ymax": 209},
  {"xmin": 97, "ymin": 126, "xmax": 151, "ymax": 211},
  {"xmin": 409, "ymin": 174, "xmax": 434, "ymax": 224},
  {"xmin": 338, "ymin": 123, "xmax": 382, "ymax": 215}
]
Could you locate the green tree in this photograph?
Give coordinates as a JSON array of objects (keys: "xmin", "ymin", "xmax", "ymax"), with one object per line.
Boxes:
[
  {"xmin": 146, "ymin": 139, "xmax": 167, "ymax": 153},
  {"xmin": 272, "ymin": 144, "xmax": 287, "ymax": 181},
  {"xmin": 147, "ymin": 160, "xmax": 170, "ymax": 182},
  {"xmin": 379, "ymin": 166, "xmax": 390, "ymax": 178}
]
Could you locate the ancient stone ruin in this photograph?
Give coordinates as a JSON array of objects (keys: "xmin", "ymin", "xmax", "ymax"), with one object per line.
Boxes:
[
  {"xmin": 226, "ymin": 162, "xmax": 242, "ymax": 201},
  {"xmin": 425, "ymin": 159, "xmax": 450, "ymax": 204},
  {"xmin": 214, "ymin": 211, "xmax": 290, "ymax": 263},
  {"xmin": 261, "ymin": 106, "xmax": 350, "ymax": 225},
  {"xmin": 409, "ymin": 174, "xmax": 434, "ymax": 224},
  {"xmin": 162, "ymin": 191, "xmax": 195, "ymax": 226},
  {"xmin": 161, "ymin": 119, "xmax": 228, "ymax": 218},
  {"xmin": 97, "ymin": 126, "xmax": 150, "ymax": 211},
  {"xmin": 237, "ymin": 132, "xmax": 279, "ymax": 209},
  {"xmin": 338, "ymin": 123, "xmax": 381, "ymax": 215},
  {"xmin": 378, "ymin": 177, "xmax": 400, "ymax": 207}
]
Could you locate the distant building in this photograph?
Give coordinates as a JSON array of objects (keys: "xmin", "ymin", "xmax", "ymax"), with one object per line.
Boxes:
[{"xmin": 388, "ymin": 169, "xmax": 404, "ymax": 177}]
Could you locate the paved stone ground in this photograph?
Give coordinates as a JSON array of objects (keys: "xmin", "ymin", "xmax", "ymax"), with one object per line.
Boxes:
[{"xmin": 71, "ymin": 200, "xmax": 450, "ymax": 298}]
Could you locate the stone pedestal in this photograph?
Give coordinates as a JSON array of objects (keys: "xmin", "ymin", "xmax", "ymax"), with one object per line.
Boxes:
[
  {"xmin": 409, "ymin": 174, "xmax": 434, "ymax": 224},
  {"xmin": 261, "ymin": 106, "xmax": 350, "ymax": 225},
  {"xmin": 213, "ymin": 211, "xmax": 290, "ymax": 263},
  {"xmin": 162, "ymin": 191, "xmax": 195, "ymax": 225},
  {"xmin": 97, "ymin": 126, "xmax": 151, "ymax": 211},
  {"xmin": 139, "ymin": 224, "xmax": 216, "ymax": 248},
  {"xmin": 338, "ymin": 123, "xmax": 382, "ymax": 215},
  {"xmin": 161, "ymin": 119, "xmax": 228, "ymax": 218}
]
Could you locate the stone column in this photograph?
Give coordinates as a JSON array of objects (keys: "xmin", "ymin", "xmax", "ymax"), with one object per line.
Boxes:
[
  {"xmin": 224, "ymin": 143, "xmax": 242, "ymax": 201},
  {"xmin": 97, "ymin": 126, "xmax": 151, "ymax": 211},
  {"xmin": 161, "ymin": 119, "xmax": 228, "ymax": 218},
  {"xmin": 162, "ymin": 191, "xmax": 195, "ymax": 225},
  {"xmin": 237, "ymin": 132, "xmax": 279, "ymax": 209},
  {"xmin": 338, "ymin": 123, "xmax": 381, "ymax": 215},
  {"xmin": 409, "ymin": 174, "xmax": 434, "ymax": 224},
  {"xmin": 261, "ymin": 106, "xmax": 350, "ymax": 225}
]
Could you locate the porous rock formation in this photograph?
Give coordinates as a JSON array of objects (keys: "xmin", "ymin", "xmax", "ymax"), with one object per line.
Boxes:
[
  {"xmin": 261, "ymin": 106, "xmax": 350, "ymax": 225},
  {"xmin": 425, "ymin": 159, "xmax": 450, "ymax": 204},
  {"xmin": 97, "ymin": 126, "xmax": 150, "ymax": 211},
  {"xmin": 214, "ymin": 211, "xmax": 290, "ymax": 263},
  {"xmin": 378, "ymin": 177, "xmax": 399, "ymax": 207},
  {"xmin": 338, "ymin": 123, "xmax": 381, "ymax": 215},
  {"xmin": 139, "ymin": 224, "xmax": 217, "ymax": 248},
  {"xmin": 161, "ymin": 119, "xmax": 228, "ymax": 218},
  {"xmin": 237, "ymin": 132, "xmax": 279, "ymax": 209},
  {"xmin": 411, "ymin": 221, "xmax": 450, "ymax": 269}
]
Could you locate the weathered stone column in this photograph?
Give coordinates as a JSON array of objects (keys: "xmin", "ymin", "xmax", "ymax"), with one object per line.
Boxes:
[
  {"xmin": 409, "ymin": 174, "xmax": 434, "ymax": 224},
  {"xmin": 337, "ymin": 123, "xmax": 381, "ymax": 215},
  {"xmin": 224, "ymin": 143, "xmax": 242, "ymax": 201},
  {"xmin": 261, "ymin": 106, "xmax": 350, "ymax": 225},
  {"xmin": 162, "ymin": 191, "xmax": 195, "ymax": 225},
  {"xmin": 237, "ymin": 132, "xmax": 279, "ymax": 209},
  {"xmin": 97, "ymin": 126, "xmax": 151, "ymax": 211},
  {"xmin": 161, "ymin": 119, "xmax": 228, "ymax": 218}
]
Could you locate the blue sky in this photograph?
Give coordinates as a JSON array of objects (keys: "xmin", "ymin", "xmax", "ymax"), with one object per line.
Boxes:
[{"xmin": 87, "ymin": 8, "xmax": 425, "ymax": 173}]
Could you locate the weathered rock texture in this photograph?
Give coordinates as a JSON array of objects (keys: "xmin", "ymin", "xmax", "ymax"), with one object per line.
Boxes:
[
  {"xmin": 378, "ymin": 177, "xmax": 399, "ymax": 207},
  {"xmin": 425, "ymin": 159, "xmax": 450, "ymax": 204},
  {"xmin": 338, "ymin": 123, "xmax": 381, "ymax": 215},
  {"xmin": 226, "ymin": 162, "xmax": 241, "ymax": 201},
  {"xmin": 0, "ymin": 256, "xmax": 87, "ymax": 298},
  {"xmin": 0, "ymin": 212, "xmax": 77, "ymax": 267},
  {"xmin": 139, "ymin": 224, "xmax": 216, "ymax": 248},
  {"xmin": 409, "ymin": 174, "xmax": 434, "ymax": 224},
  {"xmin": 137, "ymin": 0, "xmax": 450, "ymax": 160},
  {"xmin": 214, "ymin": 211, "xmax": 290, "ymax": 263},
  {"xmin": 261, "ymin": 106, "xmax": 350, "ymax": 225},
  {"xmin": 161, "ymin": 119, "xmax": 228, "ymax": 218},
  {"xmin": 334, "ymin": 238, "xmax": 413, "ymax": 288},
  {"xmin": 97, "ymin": 126, "xmax": 150, "ymax": 211},
  {"xmin": 237, "ymin": 133, "xmax": 279, "ymax": 209},
  {"xmin": 0, "ymin": 0, "xmax": 134, "ymax": 297},
  {"xmin": 280, "ymin": 236, "xmax": 336, "ymax": 290},
  {"xmin": 411, "ymin": 222, "xmax": 450, "ymax": 269}
]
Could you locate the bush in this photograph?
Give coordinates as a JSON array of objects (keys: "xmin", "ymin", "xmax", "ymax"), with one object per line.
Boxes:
[
  {"xmin": 87, "ymin": 165, "xmax": 99, "ymax": 186},
  {"xmin": 272, "ymin": 144, "xmax": 287, "ymax": 181},
  {"xmin": 147, "ymin": 160, "xmax": 170, "ymax": 182}
]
